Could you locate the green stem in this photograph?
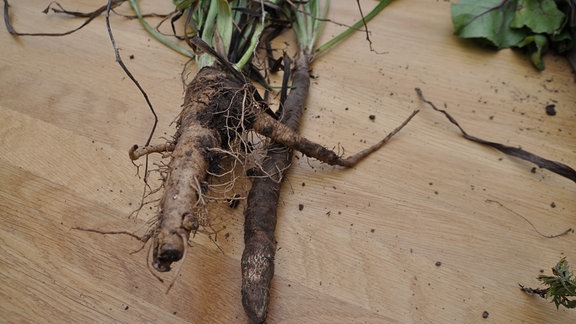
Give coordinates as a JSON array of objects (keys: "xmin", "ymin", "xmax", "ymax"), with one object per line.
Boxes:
[
  {"xmin": 234, "ymin": 22, "xmax": 263, "ymax": 70},
  {"xmin": 128, "ymin": 0, "xmax": 194, "ymax": 57}
]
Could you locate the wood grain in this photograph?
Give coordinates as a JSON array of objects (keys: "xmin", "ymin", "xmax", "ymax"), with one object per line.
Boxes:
[{"xmin": 1, "ymin": 0, "xmax": 575, "ymax": 323}]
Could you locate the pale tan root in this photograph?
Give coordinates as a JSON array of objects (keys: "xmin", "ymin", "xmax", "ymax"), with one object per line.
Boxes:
[
  {"xmin": 151, "ymin": 67, "xmax": 226, "ymax": 272},
  {"xmin": 129, "ymin": 143, "xmax": 175, "ymax": 160}
]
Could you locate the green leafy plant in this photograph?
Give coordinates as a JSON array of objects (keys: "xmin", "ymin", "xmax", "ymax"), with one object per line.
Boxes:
[
  {"xmin": 451, "ymin": 0, "xmax": 575, "ymax": 70},
  {"xmin": 521, "ymin": 258, "xmax": 576, "ymax": 309}
]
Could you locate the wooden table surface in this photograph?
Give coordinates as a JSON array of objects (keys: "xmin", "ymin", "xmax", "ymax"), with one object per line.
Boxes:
[{"xmin": 1, "ymin": 1, "xmax": 575, "ymax": 323}]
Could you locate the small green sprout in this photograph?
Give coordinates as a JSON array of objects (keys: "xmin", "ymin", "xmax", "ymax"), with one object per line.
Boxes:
[{"xmin": 521, "ymin": 258, "xmax": 576, "ymax": 309}]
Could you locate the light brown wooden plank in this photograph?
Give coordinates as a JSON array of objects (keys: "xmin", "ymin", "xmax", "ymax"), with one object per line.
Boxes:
[{"xmin": 1, "ymin": 0, "xmax": 575, "ymax": 323}]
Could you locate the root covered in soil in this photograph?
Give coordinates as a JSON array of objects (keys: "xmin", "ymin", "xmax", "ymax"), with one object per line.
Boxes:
[{"xmin": 134, "ymin": 61, "xmax": 418, "ymax": 273}]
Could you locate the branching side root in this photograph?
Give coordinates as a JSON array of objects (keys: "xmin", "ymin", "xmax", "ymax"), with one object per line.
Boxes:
[{"xmin": 129, "ymin": 143, "xmax": 175, "ymax": 160}]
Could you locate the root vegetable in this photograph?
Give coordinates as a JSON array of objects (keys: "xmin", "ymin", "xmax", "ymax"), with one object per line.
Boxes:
[{"xmin": 134, "ymin": 59, "xmax": 418, "ymax": 273}]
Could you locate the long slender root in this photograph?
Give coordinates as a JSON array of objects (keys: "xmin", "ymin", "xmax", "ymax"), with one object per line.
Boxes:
[{"xmin": 252, "ymin": 108, "xmax": 419, "ymax": 167}]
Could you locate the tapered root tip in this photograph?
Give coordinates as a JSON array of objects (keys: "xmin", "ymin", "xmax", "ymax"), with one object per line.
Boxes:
[
  {"xmin": 241, "ymin": 245, "xmax": 275, "ymax": 324},
  {"xmin": 241, "ymin": 287, "xmax": 269, "ymax": 324}
]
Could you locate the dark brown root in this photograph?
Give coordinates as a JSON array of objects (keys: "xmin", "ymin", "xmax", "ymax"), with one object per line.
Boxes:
[
  {"xmin": 241, "ymin": 52, "xmax": 311, "ymax": 324},
  {"xmin": 252, "ymin": 108, "xmax": 419, "ymax": 167},
  {"xmin": 240, "ymin": 53, "xmax": 419, "ymax": 323}
]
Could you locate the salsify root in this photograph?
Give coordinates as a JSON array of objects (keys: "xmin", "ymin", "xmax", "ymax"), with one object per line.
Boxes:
[{"xmin": 133, "ymin": 60, "xmax": 418, "ymax": 273}]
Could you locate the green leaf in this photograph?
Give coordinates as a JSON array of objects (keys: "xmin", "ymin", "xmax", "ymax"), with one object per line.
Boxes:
[
  {"xmin": 451, "ymin": 0, "xmax": 528, "ymax": 48},
  {"xmin": 451, "ymin": 0, "xmax": 574, "ymax": 70},
  {"xmin": 511, "ymin": 0, "xmax": 565, "ymax": 34},
  {"xmin": 550, "ymin": 27, "xmax": 574, "ymax": 53},
  {"xmin": 517, "ymin": 34, "xmax": 549, "ymax": 70}
]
